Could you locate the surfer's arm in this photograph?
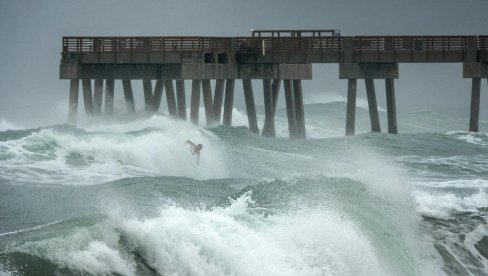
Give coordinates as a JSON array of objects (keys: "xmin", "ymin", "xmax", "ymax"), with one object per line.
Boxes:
[{"xmin": 186, "ymin": 140, "xmax": 196, "ymax": 147}]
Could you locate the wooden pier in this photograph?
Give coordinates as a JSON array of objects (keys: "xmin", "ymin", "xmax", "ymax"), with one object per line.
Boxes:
[{"xmin": 60, "ymin": 31, "xmax": 488, "ymax": 137}]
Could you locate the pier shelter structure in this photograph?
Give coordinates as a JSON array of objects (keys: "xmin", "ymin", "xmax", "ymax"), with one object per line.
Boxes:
[{"xmin": 60, "ymin": 31, "xmax": 488, "ymax": 137}]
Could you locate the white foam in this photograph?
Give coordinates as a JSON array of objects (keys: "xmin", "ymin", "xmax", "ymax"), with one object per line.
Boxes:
[
  {"xmin": 118, "ymin": 192, "xmax": 387, "ymax": 275},
  {"xmin": 303, "ymin": 92, "xmax": 386, "ymax": 112},
  {"xmin": 78, "ymin": 108, "xmax": 249, "ymax": 133},
  {"xmin": 398, "ymin": 155, "xmax": 488, "ymax": 178},
  {"xmin": 315, "ymin": 145, "xmax": 412, "ymax": 204},
  {"xmin": 0, "ymin": 115, "xmax": 230, "ymax": 185},
  {"xmin": 0, "ymin": 221, "xmax": 60, "ymax": 237},
  {"xmin": 7, "ymin": 192, "xmax": 394, "ymax": 275},
  {"xmin": 0, "ymin": 267, "xmax": 14, "ymax": 276},
  {"xmin": 413, "ymin": 189, "xmax": 488, "ymax": 219},
  {"xmin": 16, "ymin": 223, "xmax": 136, "ymax": 275},
  {"xmin": 411, "ymin": 178, "xmax": 488, "ymax": 189},
  {"xmin": 447, "ymin": 131, "xmax": 488, "ymax": 147},
  {"xmin": 464, "ymin": 223, "xmax": 488, "ymax": 273}
]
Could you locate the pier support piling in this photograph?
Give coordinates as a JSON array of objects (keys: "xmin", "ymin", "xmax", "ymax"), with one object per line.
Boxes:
[
  {"xmin": 93, "ymin": 79, "xmax": 103, "ymax": 116},
  {"xmin": 104, "ymin": 79, "xmax": 114, "ymax": 115},
  {"xmin": 385, "ymin": 79, "xmax": 398, "ymax": 134},
  {"xmin": 190, "ymin": 79, "xmax": 202, "ymax": 125},
  {"xmin": 202, "ymin": 79, "xmax": 214, "ymax": 125},
  {"xmin": 271, "ymin": 79, "xmax": 281, "ymax": 116},
  {"xmin": 293, "ymin": 80, "xmax": 306, "ymax": 139},
  {"xmin": 165, "ymin": 80, "xmax": 178, "ymax": 118},
  {"xmin": 82, "ymin": 79, "xmax": 94, "ymax": 116},
  {"xmin": 345, "ymin": 79, "xmax": 357, "ymax": 136},
  {"xmin": 262, "ymin": 79, "xmax": 275, "ymax": 137},
  {"xmin": 469, "ymin": 77, "xmax": 481, "ymax": 132},
  {"xmin": 284, "ymin": 79, "xmax": 297, "ymax": 138},
  {"xmin": 143, "ymin": 80, "xmax": 154, "ymax": 114},
  {"xmin": 262, "ymin": 79, "xmax": 281, "ymax": 137},
  {"xmin": 213, "ymin": 79, "xmax": 225, "ymax": 123},
  {"xmin": 68, "ymin": 79, "xmax": 79, "ymax": 124},
  {"xmin": 223, "ymin": 79, "xmax": 235, "ymax": 126},
  {"xmin": 122, "ymin": 80, "xmax": 136, "ymax": 114},
  {"xmin": 242, "ymin": 79, "xmax": 259, "ymax": 134},
  {"xmin": 176, "ymin": 80, "xmax": 187, "ymax": 120},
  {"xmin": 152, "ymin": 79, "xmax": 164, "ymax": 113},
  {"xmin": 365, "ymin": 79, "xmax": 381, "ymax": 132}
]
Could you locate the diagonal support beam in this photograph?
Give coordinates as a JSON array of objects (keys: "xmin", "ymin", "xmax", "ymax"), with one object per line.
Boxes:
[
  {"xmin": 365, "ymin": 79, "xmax": 381, "ymax": 132},
  {"xmin": 82, "ymin": 79, "xmax": 94, "ymax": 116},
  {"xmin": 284, "ymin": 79, "xmax": 297, "ymax": 138},
  {"xmin": 242, "ymin": 79, "xmax": 259, "ymax": 134},
  {"xmin": 152, "ymin": 79, "xmax": 164, "ymax": 113},
  {"xmin": 122, "ymin": 80, "xmax": 135, "ymax": 114}
]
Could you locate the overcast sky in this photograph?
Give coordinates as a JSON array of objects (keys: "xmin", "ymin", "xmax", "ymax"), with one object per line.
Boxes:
[{"xmin": 1, "ymin": 0, "xmax": 488, "ymax": 127}]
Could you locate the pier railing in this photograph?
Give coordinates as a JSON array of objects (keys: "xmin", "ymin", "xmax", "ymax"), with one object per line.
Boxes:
[
  {"xmin": 63, "ymin": 37, "xmax": 232, "ymax": 53},
  {"xmin": 62, "ymin": 35, "xmax": 488, "ymax": 63}
]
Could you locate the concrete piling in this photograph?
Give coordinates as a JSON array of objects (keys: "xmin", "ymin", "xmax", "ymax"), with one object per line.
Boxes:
[
  {"xmin": 469, "ymin": 77, "xmax": 481, "ymax": 132},
  {"xmin": 385, "ymin": 79, "xmax": 398, "ymax": 134},
  {"xmin": 293, "ymin": 80, "xmax": 306, "ymax": 138},
  {"xmin": 212, "ymin": 79, "xmax": 225, "ymax": 123},
  {"xmin": 190, "ymin": 79, "xmax": 202, "ymax": 125},
  {"xmin": 143, "ymin": 80, "xmax": 154, "ymax": 114},
  {"xmin": 262, "ymin": 79, "xmax": 275, "ymax": 137},
  {"xmin": 242, "ymin": 79, "xmax": 259, "ymax": 134},
  {"xmin": 68, "ymin": 79, "xmax": 79, "ymax": 124},
  {"xmin": 93, "ymin": 79, "xmax": 103, "ymax": 116},
  {"xmin": 345, "ymin": 79, "xmax": 357, "ymax": 136},
  {"xmin": 365, "ymin": 79, "xmax": 381, "ymax": 132},
  {"xmin": 202, "ymin": 79, "xmax": 214, "ymax": 125},
  {"xmin": 152, "ymin": 79, "xmax": 164, "ymax": 113},
  {"xmin": 82, "ymin": 79, "xmax": 94, "ymax": 116},
  {"xmin": 284, "ymin": 79, "xmax": 297, "ymax": 138},
  {"xmin": 262, "ymin": 79, "xmax": 281, "ymax": 137},
  {"xmin": 165, "ymin": 80, "xmax": 178, "ymax": 118},
  {"xmin": 176, "ymin": 80, "xmax": 187, "ymax": 120},
  {"xmin": 271, "ymin": 79, "xmax": 281, "ymax": 116},
  {"xmin": 223, "ymin": 79, "xmax": 235, "ymax": 126},
  {"xmin": 104, "ymin": 79, "xmax": 114, "ymax": 115},
  {"xmin": 122, "ymin": 80, "xmax": 136, "ymax": 114}
]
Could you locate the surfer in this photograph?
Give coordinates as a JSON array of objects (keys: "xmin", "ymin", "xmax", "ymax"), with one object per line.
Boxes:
[{"xmin": 186, "ymin": 140, "xmax": 202, "ymax": 165}]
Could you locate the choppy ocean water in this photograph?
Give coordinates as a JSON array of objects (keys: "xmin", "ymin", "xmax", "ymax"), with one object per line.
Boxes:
[{"xmin": 0, "ymin": 102, "xmax": 488, "ymax": 275}]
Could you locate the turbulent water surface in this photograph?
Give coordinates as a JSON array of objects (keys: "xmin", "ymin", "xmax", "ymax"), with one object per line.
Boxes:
[{"xmin": 1, "ymin": 103, "xmax": 488, "ymax": 275}]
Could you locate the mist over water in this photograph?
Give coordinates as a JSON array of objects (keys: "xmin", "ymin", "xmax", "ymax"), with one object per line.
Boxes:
[{"xmin": 0, "ymin": 101, "xmax": 487, "ymax": 275}]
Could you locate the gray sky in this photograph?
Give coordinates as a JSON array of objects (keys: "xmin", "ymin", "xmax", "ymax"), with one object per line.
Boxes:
[{"xmin": 1, "ymin": 0, "xmax": 488, "ymax": 127}]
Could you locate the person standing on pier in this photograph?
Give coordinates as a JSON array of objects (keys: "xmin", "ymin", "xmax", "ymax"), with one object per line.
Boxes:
[{"xmin": 186, "ymin": 140, "xmax": 203, "ymax": 165}]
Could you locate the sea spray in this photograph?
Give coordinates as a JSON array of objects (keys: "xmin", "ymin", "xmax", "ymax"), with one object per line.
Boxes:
[
  {"xmin": 1, "ymin": 106, "xmax": 488, "ymax": 275},
  {"xmin": 0, "ymin": 116, "xmax": 231, "ymax": 185}
]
